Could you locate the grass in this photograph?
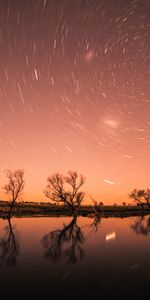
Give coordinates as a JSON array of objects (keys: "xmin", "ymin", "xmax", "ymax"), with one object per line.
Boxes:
[{"xmin": 0, "ymin": 200, "xmax": 150, "ymax": 218}]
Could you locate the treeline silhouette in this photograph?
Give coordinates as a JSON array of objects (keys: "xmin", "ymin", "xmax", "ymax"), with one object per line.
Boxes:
[
  {"xmin": 1, "ymin": 168, "xmax": 150, "ymax": 219},
  {"xmin": 0, "ymin": 169, "xmax": 149, "ymax": 267}
]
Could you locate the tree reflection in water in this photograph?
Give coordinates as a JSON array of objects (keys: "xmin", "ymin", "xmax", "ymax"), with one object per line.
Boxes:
[
  {"xmin": 90, "ymin": 203, "xmax": 103, "ymax": 233},
  {"xmin": 41, "ymin": 216, "xmax": 84, "ymax": 264},
  {"xmin": 90, "ymin": 213, "xmax": 102, "ymax": 232},
  {"xmin": 131, "ymin": 215, "xmax": 150, "ymax": 236},
  {"xmin": 0, "ymin": 218, "xmax": 19, "ymax": 266}
]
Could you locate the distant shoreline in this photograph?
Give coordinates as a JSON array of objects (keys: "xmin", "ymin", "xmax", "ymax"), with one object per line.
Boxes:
[{"xmin": 0, "ymin": 201, "xmax": 150, "ymax": 218}]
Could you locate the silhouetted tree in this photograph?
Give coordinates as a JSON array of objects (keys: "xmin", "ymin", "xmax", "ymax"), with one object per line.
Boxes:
[
  {"xmin": 90, "ymin": 199, "xmax": 103, "ymax": 232},
  {"xmin": 143, "ymin": 189, "xmax": 150, "ymax": 207},
  {"xmin": 44, "ymin": 171, "xmax": 85, "ymax": 215},
  {"xmin": 3, "ymin": 169, "xmax": 25, "ymax": 218},
  {"xmin": 0, "ymin": 218, "xmax": 19, "ymax": 266},
  {"xmin": 90, "ymin": 213, "xmax": 102, "ymax": 232},
  {"xmin": 122, "ymin": 202, "xmax": 126, "ymax": 206},
  {"xmin": 129, "ymin": 189, "xmax": 150, "ymax": 209},
  {"xmin": 41, "ymin": 216, "xmax": 84, "ymax": 264},
  {"xmin": 92, "ymin": 200, "xmax": 102, "ymax": 214},
  {"xmin": 131, "ymin": 215, "xmax": 150, "ymax": 236}
]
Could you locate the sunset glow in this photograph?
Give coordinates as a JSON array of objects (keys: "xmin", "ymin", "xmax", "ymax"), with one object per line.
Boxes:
[{"xmin": 0, "ymin": 0, "xmax": 149, "ymax": 204}]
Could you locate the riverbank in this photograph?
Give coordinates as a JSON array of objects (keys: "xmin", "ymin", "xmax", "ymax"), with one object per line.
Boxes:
[{"xmin": 0, "ymin": 201, "xmax": 150, "ymax": 218}]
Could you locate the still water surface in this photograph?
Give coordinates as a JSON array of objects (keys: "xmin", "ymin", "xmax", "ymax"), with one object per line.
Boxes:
[{"xmin": 0, "ymin": 215, "xmax": 150, "ymax": 299}]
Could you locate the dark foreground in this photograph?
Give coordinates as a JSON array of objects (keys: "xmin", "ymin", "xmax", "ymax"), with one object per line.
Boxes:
[{"xmin": 1, "ymin": 214, "xmax": 150, "ymax": 299}]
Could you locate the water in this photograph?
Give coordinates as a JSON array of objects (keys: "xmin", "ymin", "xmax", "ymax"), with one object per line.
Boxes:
[{"xmin": 0, "ymin": 215, "xmax": 150, "ymax": 299}]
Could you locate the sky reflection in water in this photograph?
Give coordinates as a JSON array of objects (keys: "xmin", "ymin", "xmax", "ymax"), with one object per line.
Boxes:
[{"xmin": 0, "ymin": 215, "xmax": 150, "ymax": 298}]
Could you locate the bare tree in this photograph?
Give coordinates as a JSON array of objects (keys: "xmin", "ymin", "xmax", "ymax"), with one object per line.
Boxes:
[
  {"xmin": 41, "ymin": 216, "xmax": 84, "ymax": 264},
  {"xmin": 143, "ymin": 189, "xmax": 150, "ymax": 207},
  {"xmin": 90, "ymin": 199, "xmax": 103, "ymax": 232},
  {"xmin": 44, "ymin": 171, "xmax": 85, "ymax": 215},
  {"xmin": 88, "ymin": 195, "xmax": 103, "ymax": 232},
  {"xmin": 3, "ymin": 170, "xmax": 25, "ymax": 218},
  {"xmin": 129, "ymin": 189, "xmax": 150, "ymax": 209}
]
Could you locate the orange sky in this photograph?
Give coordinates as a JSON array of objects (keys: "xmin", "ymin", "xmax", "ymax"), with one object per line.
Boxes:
[{"xmin": 0, "ymin": 1, "xmax": 149, "ymax": 204}]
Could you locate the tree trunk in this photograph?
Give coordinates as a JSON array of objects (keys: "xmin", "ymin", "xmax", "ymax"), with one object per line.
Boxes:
[
  {"xmin": 71, "ymin": 206, "xmax": 77, "ymax": 217},
  {"xmin": 8, "ymin": 200, "xmax": 15, "ymax": 218}
]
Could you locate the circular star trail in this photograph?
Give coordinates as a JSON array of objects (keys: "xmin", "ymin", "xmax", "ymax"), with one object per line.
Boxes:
[{"xmin": 0, "ymin": 0, "xmax": 149, "ymax": 203}]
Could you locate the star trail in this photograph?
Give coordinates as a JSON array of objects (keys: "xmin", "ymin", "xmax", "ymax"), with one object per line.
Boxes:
[{"xmin": 0, "ymin": 0, "xmax": 149, "ymax": 204}]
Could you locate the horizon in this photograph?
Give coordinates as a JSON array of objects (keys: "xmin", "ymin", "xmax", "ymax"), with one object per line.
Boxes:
[
  {"xmin": 0, "ymin": 0, "xmax": 149, "ymax": 205},
  {"xmin": 0, "ymin": 1, "xmax": 150, "ymax": 298},
  {"xmin": 0, "ymin": 197, "xmax": 136, "ymax": 206}
]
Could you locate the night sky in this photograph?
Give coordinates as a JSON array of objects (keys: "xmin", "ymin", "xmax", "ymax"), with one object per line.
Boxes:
[{"xmin": 0, "ymin": 0, "xmax": 149, "ymax": 204}]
